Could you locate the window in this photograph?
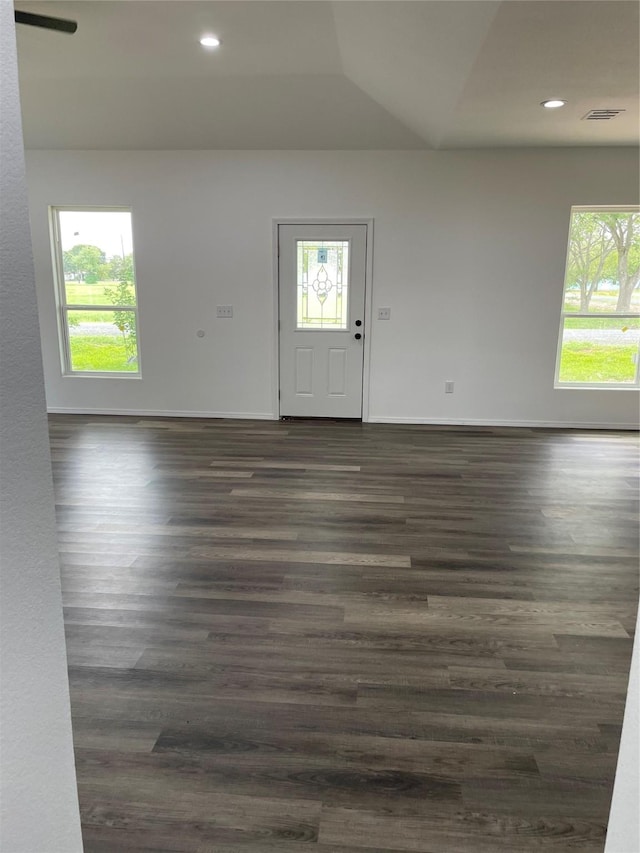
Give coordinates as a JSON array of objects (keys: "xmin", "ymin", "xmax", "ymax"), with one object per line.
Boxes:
[
  {"xmin": 555, "ymin": 207, "xmax": 640, "ymax": 388},
  {"xmin": 51, "ymin": 208, "xmax": 140, "ymax": 375}
]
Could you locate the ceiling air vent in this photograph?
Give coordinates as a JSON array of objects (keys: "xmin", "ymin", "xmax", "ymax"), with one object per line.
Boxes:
[{"xmin": 582, "ymin": 109, "xmax": 626, "ymax": 121}]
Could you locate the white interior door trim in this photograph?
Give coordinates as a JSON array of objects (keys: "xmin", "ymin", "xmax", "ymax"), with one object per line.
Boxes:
[{"xmin": 271, "ymin": 218, "xmax": 374, "ymax": 422}]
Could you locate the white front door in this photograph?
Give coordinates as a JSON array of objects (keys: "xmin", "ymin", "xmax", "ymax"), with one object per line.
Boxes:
[{"xmin": 278, "ymin": 224, "xmax": 367, "ymax": 418}]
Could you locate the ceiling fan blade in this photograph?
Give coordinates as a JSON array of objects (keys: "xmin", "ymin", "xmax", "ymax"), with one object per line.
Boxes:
[{"xmin": 14, "ymin": 10, "xmax": 77, "ymax": 34}]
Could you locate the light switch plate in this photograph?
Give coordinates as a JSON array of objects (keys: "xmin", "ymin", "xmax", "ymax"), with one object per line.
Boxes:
[
  {"xmin": 216, "ymin": 305, "xmax": 233, "ymax": 318},
  {"xmin": 378, "ymin": 307, "xmax": 391, "ymax": 320}
]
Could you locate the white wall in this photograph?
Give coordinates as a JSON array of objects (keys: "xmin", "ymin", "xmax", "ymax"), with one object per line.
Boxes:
[
  {"xmin": 605, "ymin": 612, "xmax": 640, "ymax": 853},
  {"xmin": 0, "ymin": 2, "xmax": 83, "ymax": 850},
  {"xmin": 26, "ymin": 148, "xmax": 639, "ymax": 427}
]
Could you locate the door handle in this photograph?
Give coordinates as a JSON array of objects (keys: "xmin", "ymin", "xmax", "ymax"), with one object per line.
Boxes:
[{"xmin": 354, "ymin": 333, "xmax": 362, "ymax": 340}]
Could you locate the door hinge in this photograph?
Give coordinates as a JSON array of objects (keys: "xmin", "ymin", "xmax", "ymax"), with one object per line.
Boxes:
[{"xmin": 278, "ymin": 390, "xmax": 281, "ymax": 400}]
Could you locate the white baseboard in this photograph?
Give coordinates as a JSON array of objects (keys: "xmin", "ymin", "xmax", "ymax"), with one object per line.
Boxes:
[
  {"xmin": 367, "ymin": 415, "xmax": 640, "ymax": 430},
  {"xmin": 46, "ymin": 408, "xmax": 639, "ymax": 430},
  {"xmin": 47, "ymin": 407, "xmax": 276, "ymax": 420}
]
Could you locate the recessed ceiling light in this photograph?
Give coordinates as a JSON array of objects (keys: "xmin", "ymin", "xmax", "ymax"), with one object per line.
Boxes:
[
  {"xmin": 199, "ymin": 35, "xmax": 221, "ymax": 48},
  {"xmin": 541, "ymin": 99, "xmax": 566, "ymax": 109}
]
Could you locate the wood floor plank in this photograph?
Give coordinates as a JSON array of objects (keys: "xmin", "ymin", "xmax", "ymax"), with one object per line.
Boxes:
[
  {"xmin": 190, "ymin": 545, "xmax": 411, "ymax": 568},
  {"xmin": 318, "ymin": 805, "xmax": 606, "ymax": 852},
  {"xmin": 230, "ymin": 487, "xmax": 406, "ymax": 504},
  {"xmin": 48, "ymin": 414, "xmax": 638, "ymax": 852},
  {"xmin": 79, "ymin": 787, "xmax": 321, "ymax": 846}
]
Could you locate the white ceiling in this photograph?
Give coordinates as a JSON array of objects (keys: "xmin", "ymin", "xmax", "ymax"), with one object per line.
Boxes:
[{"xmin": 14, "ymin": 0, "xmax": 639, "ymax": 150}]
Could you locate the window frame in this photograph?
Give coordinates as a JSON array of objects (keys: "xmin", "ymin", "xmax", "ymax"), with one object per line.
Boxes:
[
  {"xmin": 50, "ymin": 205, "xmax": 142, "ymax": 378},
  {"xmin": 554, "ymin": 204, "xmax": 640, "ymax": 391}
]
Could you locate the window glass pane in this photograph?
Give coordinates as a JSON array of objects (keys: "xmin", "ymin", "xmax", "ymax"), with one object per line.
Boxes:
[
  {"xmin": 296, "ymin": 240, "xmax": 349, "ymax": 330},
  {"xmin": 67, "ymin": 309, "xmax": 138, "ymax": 373},
  {"xmin": 562, "ymin": 211, "xmax": 640, "ymax": 314},
  {"xmin": 58, "ymin": 210, "xmax": 136, "ymax": 306},
  {"xmin": 64, "ymin": 280, "xmax": 136, "ymax": 307},
  {"xmin": 558, "ymin": 317, "xmax": 640, "ymax": 384}
]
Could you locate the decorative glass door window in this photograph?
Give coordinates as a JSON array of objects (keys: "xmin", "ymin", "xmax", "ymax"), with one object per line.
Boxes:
[{"xmin": 296, "ymin": 240, "xmax": 349, "ymax": 330}]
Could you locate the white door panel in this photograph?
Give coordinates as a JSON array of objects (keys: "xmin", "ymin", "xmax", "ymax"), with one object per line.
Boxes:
[
  {"xmin": 295, "ymin": 348, "xmax": 313, "ymax": 395},
  {"xmin": 279, "ymin": 224, "xmax": 367, "ymax": 418},
  {"xmin": 328, "ymin": 348, "xmax": 347, "ymax": 396}
]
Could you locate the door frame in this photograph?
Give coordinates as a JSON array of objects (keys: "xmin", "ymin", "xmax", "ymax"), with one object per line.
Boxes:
[{"xmin": 271, "ymin": 218, "xmax": 374, "ymax": 422}]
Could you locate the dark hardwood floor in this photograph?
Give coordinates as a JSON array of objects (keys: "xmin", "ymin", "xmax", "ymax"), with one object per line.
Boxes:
[{"xmin": 50, "ymin": 415, "xmax": 639, "ymax": 852}]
